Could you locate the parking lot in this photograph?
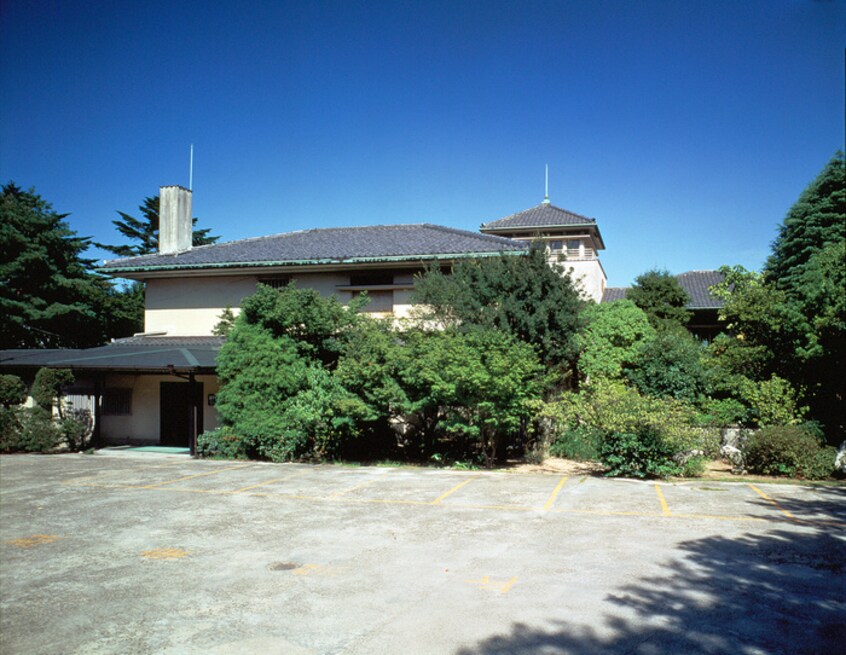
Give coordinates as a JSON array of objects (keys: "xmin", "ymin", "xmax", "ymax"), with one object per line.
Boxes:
[{"xmin": 2, "ymin": 453, "xmax": 844, "ymax": 654}]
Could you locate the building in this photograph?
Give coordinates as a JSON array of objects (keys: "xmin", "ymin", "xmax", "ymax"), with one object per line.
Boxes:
[{"xmin": 1, "ymin": 184, "xmax": 722, "ymax": 450}]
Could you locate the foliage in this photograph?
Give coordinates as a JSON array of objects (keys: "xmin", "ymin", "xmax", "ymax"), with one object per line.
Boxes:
[
  {"xmin": 95, "ymin": 194, "xmax": 219, "ymax": 257},
  {"xmin": 738, "ymin": 375, "xmax": 806, "ymax": 427},
  {"xmin": 765, "ymin": 152, "xmax": 845, "ymax": 295},
  {"xmin": 548, "ymin": 426, "xmax": 603, "ymax": 461},
  {"xmin": 215, "ymin": 285, "xmax": 371, "ymax": 462},
  {"xmin": 539, "ymin": 379, "xmax": 717, "ymax": 477},
  {"xmin": 599, "ymin": 428, "xmax": 681, "ymax": 478},
  {"xmin": 58, "ymin": 411, "xmax": 92, "ymax": 452},
  {"xmin": 413, "ymin": 248, "xmax": 584, "ymax": 384},
  {"xmin": 626, "ymin": 269, "xmax": 691, "ymax": 331},
  {"xmin": 0, "ymin": 407, "xmax": 61, "ymax": 453},
  {"xmin": 196, "ymin": 427, "xmax": 250, "ymax": 459},
  {"xmin": 395, "ymin": 327, "xmax": 544, "ymax": 466},
  {"xmin": 212, "ymin": 306, "xmax": 237, "ymax": 337},
  {"xmin": 679, "ymin": 455, "xmax": 707, "ymax": 478},
  {"xmin": 625, "ymin": 330, "xmax": 707, "ymax": 403},
  {"xmin": 745, "ymin": 425, "xmax": 833, "ymax": 479},
  {"xmin": 576, "ymin": 300, "xmax": 654, "ymax": 381},
  {"xmin": 0, "ymin": 374, "xmax": 27, "ymax": 408},
  {"xmin": 0, "ymin": 183, "xmax": 141, "ymax": 347},
  {"xmin": 32, "ymin": 368, "xmax": 74, "ymax": 415},
  {"xmin": 694, "ymin": 397, "xmax": 748, "ymax": 427}
]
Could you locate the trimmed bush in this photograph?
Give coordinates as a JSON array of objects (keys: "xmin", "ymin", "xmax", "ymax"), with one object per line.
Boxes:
[
  {"xmin": 548, "ymin": 427, "xmax": 603, "ymax": 461},
  {"xmin": 599, "ymin": 427, "xmax": 681, "ymax": 479},
  {"xmin": 0, "ymin": 374, "xmax": 27, "ymax": 408},
  {"xmin": 0, "ymin": 408, "xmax": 62, "ymax": 453},
  {"xmin": 745, "ymin": 425, "xmax": 829, "ymax": 478},
  {"xmin": 197, "ymin": 427, "xmax": 250, "ymax": 460},
  {"xmin": 797, "ymin": 446, "xmax": 836, "ymax": 481}
]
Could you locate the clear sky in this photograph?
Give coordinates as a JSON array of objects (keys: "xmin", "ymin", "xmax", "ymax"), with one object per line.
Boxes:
[{"xmin": 1, "ymin": 0, "xmax": 843, "ymax": 286}]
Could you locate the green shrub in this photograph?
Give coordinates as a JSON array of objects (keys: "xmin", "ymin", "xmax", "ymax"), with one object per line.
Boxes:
[
  {"xmin": 59, "ymin": 413, "xmax": 90, "ymax": 452},
  {"xmin": 746, "ymin": 425, "xmax": 826, "ymax": 477},
  {"xmin": 599, "ymin": 427, "xmax": 681, "ymax": 478},
  {"xmin": 0, "ymin": 408, "xmax": 62, "ymax": 453},
  {"xmin": 680, "ymin": 455, "xmax": 707, "ymax": 478},
  {"xmin": 796, "ymin": 446, "xmax": 836, "ymax": 481},
  {"xmin": 197, "ymin": 427, "xmax": 250, "ymax": 460},
  {"xmin": 695, "ymin": 397, "xmax": 748, "ymax": 427},
  {"xmin": 32, "ymin": 368, "xmax": 74, "ymax": 412},
  {"xmin": 548, "ymin": 426, "xmax": 603, "ymax": 461},
  {"xmin": 0, "ymin": 374, "xmax": 27, "ymax": 408}
]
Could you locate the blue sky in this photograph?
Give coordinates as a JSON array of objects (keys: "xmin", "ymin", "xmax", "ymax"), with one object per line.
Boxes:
[{"xmin": 1, "ymin": 0, "xmax": 843, "ymax": 286}]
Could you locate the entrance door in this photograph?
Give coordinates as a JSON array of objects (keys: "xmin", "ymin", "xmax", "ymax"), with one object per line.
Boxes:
[{"xmin": 160, "ymin": 382, "xmax": 203, "ymax": 447}]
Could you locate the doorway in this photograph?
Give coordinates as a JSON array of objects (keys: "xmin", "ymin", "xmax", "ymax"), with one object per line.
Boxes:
[{"xmin": 160, "ymin": 381, "xmax": 203, "ymax": 447}]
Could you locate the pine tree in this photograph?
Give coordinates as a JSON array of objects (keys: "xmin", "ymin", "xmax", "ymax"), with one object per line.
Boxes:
[
  {"xmin": 96, "ymin": 194, "xmax": 219, "ymax": 257},
  {"xmin": 0, "ymin": 182, "xmax": 142, "ymax": 348},
  {"xmin": 765, "ymin": 151, "xmax": 845, "ymax": 293}
]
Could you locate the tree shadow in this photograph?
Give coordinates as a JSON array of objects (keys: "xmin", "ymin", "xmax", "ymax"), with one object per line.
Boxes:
[{"xmin": 456, "ymin": 520, "xmax": 846, "ymax": 655}]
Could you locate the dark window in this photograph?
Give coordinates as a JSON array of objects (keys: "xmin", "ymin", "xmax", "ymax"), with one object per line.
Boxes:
[
  {"xmin": 549, "ymin": 240, "xmax": 563, "ymax": 251},
  {"xmin": 350, "ymin": 272, "xmax": 394, "ymax": 286},
  {"xmin": 258, "ymin": 276, "xmax": 292, "ymax": 289},
  {"xmin": 102, "ymin": 388, "xmax": 132, "ymax": 416}
]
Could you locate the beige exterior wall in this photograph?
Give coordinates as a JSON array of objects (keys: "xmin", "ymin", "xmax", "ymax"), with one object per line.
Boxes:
[
  {"xmin": 561, "ymin": 259, "xmax": 607, "ymax": 303},
  {"xmin": 144, "ymin": 270, "xmax": 421, "ymax": 335},
  {"xmin": 99, "ymin": 373, "xmax": 219, "ymax": 445}
]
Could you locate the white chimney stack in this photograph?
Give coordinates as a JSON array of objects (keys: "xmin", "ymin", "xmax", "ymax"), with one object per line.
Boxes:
[{"xmin": 159, "ymin": 185, "xmax": 193, "ymax": 255}]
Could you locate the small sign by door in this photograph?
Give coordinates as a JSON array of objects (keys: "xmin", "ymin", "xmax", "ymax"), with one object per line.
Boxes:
[{"xmin": 208, "ymin": 394, "xmax": 216, "ymax": 406}]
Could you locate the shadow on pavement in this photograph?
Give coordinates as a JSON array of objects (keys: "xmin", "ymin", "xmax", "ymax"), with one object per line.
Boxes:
[{"xmin": 456, "ymin": 517, "xmax": 846, "ymax": 655}]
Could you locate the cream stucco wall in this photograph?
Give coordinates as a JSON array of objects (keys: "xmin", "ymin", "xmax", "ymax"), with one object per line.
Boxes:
[
  {"xmin": 99, "ymin": 374, "xmax": 219, "ymax": 445},
  {"xmin": 561, "ymin": 259, "xmax": 607, "ymax": 303},
  {"xmin": 144, "ymin": 270, "xmax": 419, "ymax": 335}
]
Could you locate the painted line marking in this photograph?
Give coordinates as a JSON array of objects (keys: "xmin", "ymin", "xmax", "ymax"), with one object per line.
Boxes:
[
  {"xmin": 655, "ymin": 484, "xmax": 672, "ymax": 516},
  {"xmin": 430, "ymin": 475, "xmax": 479, "ymax": 505},
  {"xmin": 139, "ymin": 464, "xmax": 252, "ymax": 489},
  {"xmin": 140, "ymin": 547, "xmax": 189, "ymax": 560},
  {"xmin": 465, "ymin": 575, "xmax": 518, "ymax": 594},
  {"xmin": 232, "ymin": 469, "xmax": 310, "ymax": 493},
  {"xmin": 5, "ymin": 534, "xmax": 64, "ymax": 549},
  {"xmin": 329, "ymin": 478, "xmax": 381, "ymax": 498},
  {"xmin": 543, "ymin": 476, "xmax": 569, "ymax": 511},
  {"xmin": 749, "ymin": 484, "xmax": 795, "ymax": 519}
]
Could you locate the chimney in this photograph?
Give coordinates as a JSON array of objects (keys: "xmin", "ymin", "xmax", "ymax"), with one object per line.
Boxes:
[{"xmin": 159, "ymin": 185, "xmax": 193, "ymax": 254}]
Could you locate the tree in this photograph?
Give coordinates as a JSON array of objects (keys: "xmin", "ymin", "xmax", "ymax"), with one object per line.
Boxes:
[
  {"xmin": 626, "ymin": 269, "xmax": 691, "ymax": 331},
  {"xmin": 576, "ymin": 300, "xmax": 655, "ymax": 381},
  {"xmin": 413, "ymin": 247, "xmax": 584, "ymax": 384},
  {"xmin": 765, "ymin": 152, "xmax": 845, "ymax": 294},
  {"xmin": 763, "ymin": 153, "xmax": 846, "ymax": 438},
  {"xmin": 96, "ymin": 194, "xmax": 219, "ymax": 257},
  {"xmin": 0, "ymin": 182, "xmax": 141, "ymax": 348},
  {"xmin": 625, "ymin": 330, "xmax": 708, "ymax": 403},
  {"xmin": 395, "ymin": 327, "xmax": 543, "ymax": 465}
]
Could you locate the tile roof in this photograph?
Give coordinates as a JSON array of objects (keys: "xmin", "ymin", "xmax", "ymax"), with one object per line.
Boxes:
[
  {"xmin": 480, "ymin": 202, "xmax": 597, "ymax": 230},
  {"xmin": 99, "ymin": 224, "xmax": 527, "ymax": 274},
  {"xmin": 0, "ymin": 337, "xmax": 223, "ymax": 372},
  {"xmin": 600, "ymin": 271, "xmax": 725, "ymax": 309}
]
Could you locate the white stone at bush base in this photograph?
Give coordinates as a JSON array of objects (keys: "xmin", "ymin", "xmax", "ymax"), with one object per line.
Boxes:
[{"xmin": 835, "ymin": 441, "xmax": 846, "ymax": 474}]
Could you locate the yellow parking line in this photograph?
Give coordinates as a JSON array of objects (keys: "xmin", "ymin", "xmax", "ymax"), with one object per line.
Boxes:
[
  {"xmin": 139, "ymin": 464, "xmax": 252, "ymax": 489},
  {"xmin": 543, "ymin": 476, "xmax": 569, "ymax": 511},
  {"xmin": 749, "ymin": 484, "xmax": 795, "ymax": 519},
  {"xmin": 430, "ymin": 475, "xmax": 479, "ymax": 505},
  {"xmin": 654, "ymin": 484, "xmax": 671, "ymax": 516},
  {"xmin": 329, "ymin": 478, "xmax": 381, "ymax": 498},
  {"xmin": 233, "ymin": 469, "xmax": 310, "ymax": 493}
]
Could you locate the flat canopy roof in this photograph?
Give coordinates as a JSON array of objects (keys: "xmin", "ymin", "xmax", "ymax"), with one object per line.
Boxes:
[{"xmin": 0, "ymin": 337, "xmax": 222, "ymax": 373}]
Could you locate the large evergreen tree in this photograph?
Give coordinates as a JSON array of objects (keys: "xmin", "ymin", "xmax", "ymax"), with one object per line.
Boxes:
[
  {"xmin": 412, "ymin": 247, "xmax": 584, "ymax": 384},
  {"xmin": 765, "ymin": 152, "xmax": 845, "ymax": 293},
  {"xmin": 764, "ymin": 152, "xmax": 845, "ymax": 438},
  {"xmin": 0, "ymin": 183, "xmax": 143, "ymax": 348},
  {"xmin": 626, "ymin": 269, "xmax": 691, "ymax": 331},
  {"xmin": 96, "ymin": 194, "xmax": 220, "ymax": 257}
]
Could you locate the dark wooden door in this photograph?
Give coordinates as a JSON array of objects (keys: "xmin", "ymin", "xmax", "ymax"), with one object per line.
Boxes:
[{"xmin": 160, "ymin": 382, "xmax": 203, "ymax": 447}]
